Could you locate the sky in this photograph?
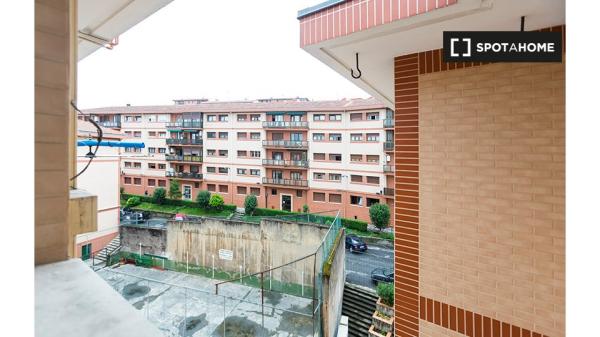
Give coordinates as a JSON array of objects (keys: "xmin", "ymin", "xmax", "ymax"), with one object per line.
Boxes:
[{"xmin": 77, "ymin": 0, "xmax": 370, "ymax": 109}]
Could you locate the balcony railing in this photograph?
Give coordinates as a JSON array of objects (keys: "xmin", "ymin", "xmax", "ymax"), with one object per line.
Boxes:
[
  {"xmin": 262, "ymin": 177, "xmax": 309, "ymax": 187},
  {"xmin": 165, "ymin": 155, "xmax": 203, "ymax": 162},
  {"xmin": 262, "ymin": 121, "xmax": 309, "ymax": 129},
  {"xmin": 166, "ymin": 138, "xmax": 203, "ymax": 146},
  {"xmin": 383, "ymin": 188, "xmax": 394, "ymax": 196},
  {"xmin": 383, "ymin": 118, "xmax": 394, "ymax": 128},
  {"xmin": 384, "ymin": 141, "xmax": 394, "ymax": 151},
  {"xmin": 166, "ymin": 171, "xmax": 203, "ymax": 180},
  {"xmin": 97, "ymin": 121, "xmax": 121, "ymax": 128},
  {"xmin": 166, "ymin": 121, "xmax": 203, "ymax": 129},
  {"xmin": 383, "ymin": 165, "xmax": 395, "ymax": 173},
  {"xmin": 262, "ymin": 159, "xmax": 309, "ymax": 168},
  {"xmin": 262, "ymin": 140, "xmax": 308, "ymax": 149}
]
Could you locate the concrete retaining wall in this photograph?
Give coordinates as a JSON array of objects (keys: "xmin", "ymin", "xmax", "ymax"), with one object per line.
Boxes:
[
  {"xmin": 322, "ymin": 229, "xmax": 346, "ymax": 337},
  {"xmin": 120, "ymin": 226, "xmax": 166, "ymax": 257}
]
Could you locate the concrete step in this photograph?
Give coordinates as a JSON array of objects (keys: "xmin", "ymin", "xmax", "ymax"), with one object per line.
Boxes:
[{"xmin": 341, "ymin": 283, "xmax": 378, "ymax": 337}]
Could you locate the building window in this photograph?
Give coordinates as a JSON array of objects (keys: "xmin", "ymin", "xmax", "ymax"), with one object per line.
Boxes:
[
  {"xmin": 366, "ymin": 133, "xmax": 380, "ymax": 142},
  {"xmin": 313, "ymin": 133, "xmax": 324, "ymax": 141},
  {"xmin": 237, "ymin": 168, "xmax": 247, "ymax": 175},
  {"xmin": 218, "ymin": 115, "xmax": 229, "ymax": 122},
  {"xmin": 158, "ymin": 148, "xmax": 166, "ymax": 154},
  {"xmin": 237, "ymin": 114, "xmax": 247, "ymax": 121},
  {"xmin": 367, "ymin": 198, "xmax": 380, "ymax": 207},
  {"xmin": 237, "ymin": 186, "xmax": 247, "ymax": 194},
  {"xmin": 366, "ymin": 112, "xmax": 379, "ymax": 120},
  {"xmin": 237, "ymin": 150, "xmax": 247, "ymax": 157},
  {"xmin": 329, "ymin": 173, "xmax": 341, "ymax": 181},
  {"xmin": 148, "ymin": 131, "xmax": 156, "ymax": 137},
  {"xmin": 133, "ymin": 177, "xmax": 142, "ymax": 185},
  {"xmin": 124, "ymin": 177, "xmax": 132, "ymax": 184},
  {"xmin": 313, "ymin": 172, "xmax": 325, "ymax": 180},
  {"xmin": 296, "ymin": 190, "xmax": 303, "ymax": 198},
  {"xmin": 313, "ymin": 192, "xmax": 325, "ymax": 202},
  {"xmin": 158, "ymin": 180, "xmax": 166, "ymax": 187},
  {"xmin": 207, "ymin": 132, "xmax": 216, "ymax": 139},
  {"xmin": 313, "ymin": 153, "xmax": 325, "ymax": 161},
  {"xmin": 133, "ymin": 162, "xmax": 141, "ymax": 169},
  {"xmin": 366, "ymin": 155, "xmax": 379, "ymax": 163},
  {"xmin": 329, "ymin": 153, "xmax": 342, "ymax": 161},
  {"xmin": 237, "ymin": 132, "xmax": 247, "ymax": 140},
  {"xmin": 148, "ymin": 163, "xmax": 156, "ymax": 169},
  {"xmin": 366, "ymin": 176, "xmax": 380, "ymax": 184},
  {"xmin": 329, "ymin": 133, "xmax": 342, "ymax": 142},
  {"xmin": 271, "ymin": 188, "xmax": 277, "ymax": 195},
  {"xmin": 250, "ymin": 169, "xmax": 260, "ymax": 176},
  {"xmin": 250, "ymin": 114, "xmax": 261, "ymax": 121},
  {"xmin": 194, "ymin": 182, "xmax": 200, "ymax": 188},
  {"xmin": 313, "ymin": 114, "xmax": 325, "ymax": 121},
  {"xmin": 328, "ymin": 114, "xmax": 341, "ymax": 121},
  {"xmin": 351, "ymin": 175, "xmax": 363, "ymax": 183},
  {"xmin": 218, "ymin": 132, "xmax": 228, "ymax": 139},
  {"xmin": 207, "ymin": 167, "xmax": 216, "ymax": 173},
  {"xmin": 148, "ymin": 179, "xmax": 156, "ymax": 186},
  {"xmin": 124, "ymin": 162, "xmax": 132, "ymax": 168},
  {"xmin": 158, "ymin": 163, "xmax": 166, "ymax": 170},
  {"xmin": 329, "ymin": 194, "xmax": 342, "ymax": 203},
  {"xmin": 207, "ymin": 149, "xmax": 216, "ymax": 156},
  {"xmin": 218, "ymin": 150, "xmax": 228, "ymax": 157},
  {"xmin": 133, "ymin": 131, "xmax": 142, "ymax": 138},
  {"xmin": 148, "ymin": 147, "xmax": 156, "ymax": 154},
  {"xmin": 350, "ymin": 134, "xmax": 363, "ymax": 141},
  {"xmin": 134, "ymin": 116, "xmax": 142, "ymax": 122},
  {"xmin": 218, "ymin": 167, "xmax": 229, "ymax": 174},
  {"xmin": 250, "ymin": 132, "xmax": 261, "ymax": 140},
  {"xmin": 351, "ymin": 154, "xmax": 363, "ymax": 162},
  {"xmin": 250, "ymin": 187, "xmax": 260, "ymax": 196},
  {"xmin": 250, "ymin": 151, "xmax": 261, "ymax": 158},
  {"xmin": 350, "ymin": 195, "xmax": 363, "ymax": 206},
  {"xmin": 158, "ymin": 114, "xmax": 169, "ymax": 122},
  {"xmin": 350, "ymin": 113, "xmax": 363, "ymax": 121},
  {"xmin": 207, "ymin": 115, "xmax": 216, "ymax": 122},
  {"xmin": 158, "ymin": 132, "xmax": 167, "ymax": 138},
  {"xmin": 207, "ymin": 184, "xmax": 216, "ymax": 192}
]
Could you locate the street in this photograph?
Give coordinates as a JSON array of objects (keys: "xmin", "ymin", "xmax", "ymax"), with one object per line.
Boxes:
[{"xmin": 345, "ymin": 243, "xmax": 393, "ymax": 289}]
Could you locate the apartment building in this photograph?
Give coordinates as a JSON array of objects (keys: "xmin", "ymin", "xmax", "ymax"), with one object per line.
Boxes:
[{"xmin": 85, "ymin": 98, "xmax": 394, "ymax": 221}]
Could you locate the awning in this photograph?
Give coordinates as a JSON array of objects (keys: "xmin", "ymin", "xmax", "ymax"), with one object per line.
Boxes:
[{"xmin": 77, "ymin": 140, "xmax": 145, "ymax": 148}]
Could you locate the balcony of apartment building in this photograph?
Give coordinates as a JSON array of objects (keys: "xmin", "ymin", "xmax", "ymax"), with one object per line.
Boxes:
[
  {"xmin": 262, "ymin": 139, "xmax": 308, "ymax": 149},
  {"xmin": 165, "ymin": 120, "xmax": 203, "ymax": 130},
  {"xmin": 383, "ymin": 187, "xmax": 394, "ymax": 198},
  {"xmin": 383, "ymin": 118, "xmax": 394, "ymax": 129},
  {"xmin": 165, "ymin": 154, "xmax": 203, "ymax": 163},
  {"xmin": 262, "ymin": 159, "xmax": 309, "ymax": 169},
  {"xmin": 383, "ymin": 140, "xmax": 394, "ymax": 152},
  {"xmin": 93, "ymin": 115, "xmax": 121, "ymax": 129},
  {"xmin": 166, "ymin": 171, "xmax": 203, "ymax": 180},
  {"xmin": 383, "ymin": 164, "xmax": 394, "ymax": 175},
  {"xmin": 262, "ymin": 177, "xmax": 309, "ymax": 188},
  {"xmin": 262, "ymin": 112, "xmax": 308, "ymax": 129},
  {"xmin": 166, "ymin": 137, "xmax": 203, "ymax": 146}
]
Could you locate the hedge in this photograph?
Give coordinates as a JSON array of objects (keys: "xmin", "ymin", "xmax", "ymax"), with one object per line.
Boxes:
[{"xmin": 121, "ymin": 193, "xmax": 235, "ymax": 212}]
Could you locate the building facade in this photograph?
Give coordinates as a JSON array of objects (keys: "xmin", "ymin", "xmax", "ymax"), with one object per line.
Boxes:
[{"xmin": 85, "ymin": 98, "xmax": 394, "ymax": 221}]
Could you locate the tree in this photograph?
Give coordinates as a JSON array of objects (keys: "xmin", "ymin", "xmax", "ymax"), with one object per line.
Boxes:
[
  {"xmin": 369, "ymin": 203, "xmax": 390, "ymax": 231},
  {"xmin": 168, "ymin": 179, "xmax": 182, "ymax": 200},
  {"xmin": 152, "ymin": 188, "xmax": 166, "ymax": 205},
  {"xmin": 302, "ymin": 204, "xmax": 309, "ymax": 213},
  {"xmin": 209, "ymin": 194, "xmax": 224, "ymax": 211},
  {"xmin": 196, "ymin": 190, "xmax": 211, "ymax": 209},
  {"xmin": 126, "ymin": 196, "xmax": 141, "ymax": 208},
  {"xmin": 244, "ymin": 195, "xmax": 257, "ymax": 215}
]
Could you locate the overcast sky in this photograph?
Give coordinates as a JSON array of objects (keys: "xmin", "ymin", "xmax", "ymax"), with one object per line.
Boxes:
[{"xmin": 77, "ymin": 0, "xmax": 369, "ymax": 109}]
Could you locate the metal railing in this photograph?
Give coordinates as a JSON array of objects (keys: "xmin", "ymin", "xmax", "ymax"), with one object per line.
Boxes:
[
  {"xmin": 383, "ymin": 188, "xmax": 394, "ymax": 196},
  {"xmin": 383, "ymin": 118, "xmax": 394, "ymax": 128},
  {"xmin": 262, "ymin": 159, "xmax": 309, "ymax": 168},
  {"xmin": 262, "ymin": 121, "xmax": 309, "ymax": 129},
  {"xmin": 166, "ymin": 171, "xmax": 203, "ymax": 180},
  {"xmin": 166, "ymin": 138, "xmax": 203, "ymax": 145},
  {"xmin": 262, "ymin": 177, "xmax": 309, "ymax": 187},
  {"xmin": 165, "ymin": 155, "xmax": 203, "ymax": 162},
  {"xmin": 262, "ymin": 140, "xmax": 308, "ymax": 148},
  {"xmin": 166, "ymin": 121, "xmax": 203, "ymax": 129},
  {"xmin": 98, "ymin": 121, "xmax": 121, "ymax": 128},
  {"xmin": 383, "ymin": 165, "xmax": 394, "ymax": 173},
  {"xmin": 383, "ymin": 141, "xmax": 394, "ymax": 151}
]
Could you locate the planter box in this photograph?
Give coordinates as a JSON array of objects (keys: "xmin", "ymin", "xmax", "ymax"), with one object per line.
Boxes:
[
  {"xmin": 368, "ymin": 325, "xmax": 392, "ymax": 337},
  {"xmin": 376, "ymin": 298, "xmax": 394, "ymax": 317},
  {"xmin": 372, "ymin": 312, "xmax": 394, "ymax": 333}
]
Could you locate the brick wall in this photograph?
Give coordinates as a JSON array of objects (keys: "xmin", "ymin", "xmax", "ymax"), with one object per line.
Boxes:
[{"xmin": 418, "ymin": 62, "xmax": 565, "ymax": 336}]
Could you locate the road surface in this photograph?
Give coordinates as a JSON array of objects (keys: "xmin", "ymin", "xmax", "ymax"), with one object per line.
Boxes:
[{"xmin": 345, "ymin": 243, "xmax": 393, "ymax": 289}]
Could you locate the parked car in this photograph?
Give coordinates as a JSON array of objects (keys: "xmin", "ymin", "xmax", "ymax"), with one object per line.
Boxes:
[
  {"xmin": 345, "ymin": 234, "xmax": 367, "ymax": 253},
  {"xmin": 371, "ymin": 267, "xmax": 394, "ymax": 284}
]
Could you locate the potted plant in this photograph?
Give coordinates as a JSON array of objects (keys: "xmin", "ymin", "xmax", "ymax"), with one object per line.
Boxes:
[{"xmin": 369, "ymin": 282, "xmax": 394, "ymax": 337}]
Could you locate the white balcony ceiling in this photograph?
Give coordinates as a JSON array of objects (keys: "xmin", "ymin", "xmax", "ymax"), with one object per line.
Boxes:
[
  {"xmin": 302, "ymin": 0, "xmax": 565, "ymax": 108},
  {"xmin": 78, "ymin": 0, "xmax": 173, "ymax": 60}
]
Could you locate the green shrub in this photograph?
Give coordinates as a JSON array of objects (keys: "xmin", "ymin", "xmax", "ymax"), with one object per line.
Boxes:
[
  {"xmin": 126, "ymin": 196, "xmax": 141, "ymax": 208},
  {"xmin": 168, "ymin": 179, "xmax": 182, "ymax": 200},
  {"xmin": 209, "ymin": 194, "xmax": 224, "ymax": 211},
  {"xmin": 341, "ymin": 218, "xmax": 368, "ymax": 232},
  {"xmin": 302, "ymin": 204, "xmax": 309, "ymax": 213},
  {"xmin": 152, "ymin": 188, "xmax": 166, "ymax": 205},
  {"xmin": 244, "ymin": 195, "xmax": 257, "ymax": 215},
  {"xmin": 196, "ymin": 190, "xmax": 211, "ymax": 209},
  {"xmin": 253, "ymin": 207, "xmax": 294, "ymax": 216},
  {"xmin": 369, "ymin": 203, "xmax": 390, "ymax": 231},
  {"xmin": 376, "ymin": 282, "xmax": 394, "ymax": 306}
]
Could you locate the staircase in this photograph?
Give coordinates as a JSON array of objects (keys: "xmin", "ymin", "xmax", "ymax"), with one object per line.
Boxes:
[
  {"xmin": 342, "ymin": 283, "xmax": 378, "ymax": 337},
  {"xmin": 231, "ymin": 208, "xmax": 245, "ymax": 221},
  {"xmin": 91, "ymin": 235, "xmax": 121, "ymax": 269}
]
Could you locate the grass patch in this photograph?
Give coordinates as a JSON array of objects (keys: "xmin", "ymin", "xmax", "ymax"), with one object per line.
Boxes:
[
  {"xmin": 131, "ymin": 202, "xmax": 232, "ymax": 218},
  {"xmin": 346, "ymin": 227, "xmax": 393, "ymax": 241}
]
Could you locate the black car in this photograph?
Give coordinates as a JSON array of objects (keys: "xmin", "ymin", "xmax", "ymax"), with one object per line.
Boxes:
[
  {"xmin": 371, "ymin": 267, "xmax": 393, "ymax": 284},
  {"xmin": 345, "ymin": 235, "xmax": 367, "ymax": 253}
]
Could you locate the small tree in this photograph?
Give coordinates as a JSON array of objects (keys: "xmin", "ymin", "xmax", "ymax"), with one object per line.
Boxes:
[
  {"xmin": 209, "ymin": 194, "xmax": 224, "ymax": 211},
  {"xmin": 302, "ymin": 204, "xmax": 309, "ymax": 213},
  {"xmin": 244, "ymin": 195, "xmax": 257, "ymax": 215},
  {"xmin": 369, "ymin": 203, "xmax": 390, "ymax": 232},
  {"xmin": 196, "ymin": 190, "xmax": 211, "ymax": 209},
  {"xmin": 152, "ymin": 187, "xmax": 166, "ymax": 205},
  {"xmin": 168, "ymin": 179, "xmax": 182, "ymax": 200},
  {"xmin": 126, "ymin": 196, "xmax": 141, "ymax": 208},
  {"xmin": 376, "ymin": 282, "xmax": 394, "ymax": 306}
]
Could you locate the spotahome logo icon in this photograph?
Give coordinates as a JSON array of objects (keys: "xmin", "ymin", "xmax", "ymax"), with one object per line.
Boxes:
[{"xmin": 443, "ymin": 31, "xmax": 562, "ymax": 62}]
